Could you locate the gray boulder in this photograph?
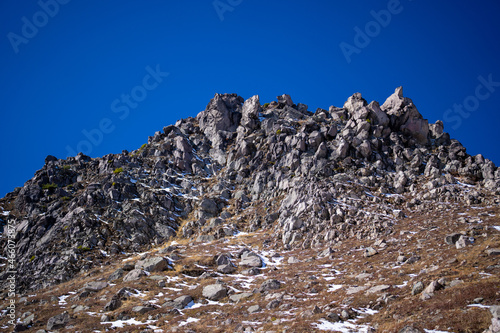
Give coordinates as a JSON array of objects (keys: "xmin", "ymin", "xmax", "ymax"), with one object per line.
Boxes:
[
  {"xmin": 485, "ymin": 305, "xmax": 500, "ymax": 333},
  {"xmin": 241, "ymin": 95, "xmax": 261, "ymax": 130},
  {"xmin": 84, "ymin": 281, "xmax": 108, "ymax": 292},
  {"xmin": 343, "ymin": 92, "xmax": 367, "ymax": 115},
  {"xmin": 123, "ymin": 268, "xmax": 145, "ymax": 282},
  {"xmin": 46, "ymin": 311, "xmax": 69, "ymax": 330},
  {"xmin": 108, "ymin": 268, "xmax": 124, "ymax": 281},
  {"xmin": 248, "ymin": 305, "xmax": 261, "ymax": 313},
  {"xmin": 214, "ymin": 253, "xmax": 232, "ymax": 266},
  {"xmin": 486, "ymin": 248, "xmax": 500, "ymax": 256},
  {"xmin": 199, "ymin": 198, "xmax": 219, "ymax": 215},
  {"xmin": 277, "ymin": 94, "xmax": 293, "ymax": 106},
  {"xmin": 173, "ymin": 295, "xmax": 193, "ymax": 309},
  {"xmin": 259, "ymin": 279, "xmax": 281, "ymax": 292},
  {"xmin": 445, "ymin": 233, "xmax": 462, "ymax": 245},
  {"xmin": 411, "ymin": 281, "xmax": 424, "ymax": 295},
  {"xmin": 202, "ymin": 284, "xmax": 228, "ymax": 301},
  {"xmin": 104, "ymin": 298, "xmax": 122, "ymax": 312},
  {"xmin": 197, "ymin": 93, "xmax": 243, "ymax": 136},
  {"xmin": 364, "ymin": 247, "xmax": 378, "ymax": 257},
  {"xmin": 455, "ymin": 235, "xmax": 472, "ymax": 249},
  {"xmin": 367, "ymin": 101, "xmax": 389, "ymax": 126},
  {"xmin": 381, "ymin": 87, "xmax": 429, "ymax": 144},
  {"xmin": 229, "ymin": 292, "xmax": 253, "ymax": 303},
  {"xmin": 217, "ymin": 264, "xmax": 236, "ymax": 274},
  {"xmin": 135, "ymin": 257, "xmax": 169, "ymax": 272},
  {"xmin": 240, "ymin": 251, "xmax": 263, "ymax": 267},
  {"xmin": 132, "ymin": 305, "xmax": 155, "ymax": 314}
]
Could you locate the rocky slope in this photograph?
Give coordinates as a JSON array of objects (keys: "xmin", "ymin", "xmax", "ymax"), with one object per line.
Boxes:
[{"xmin": 1, "ymin": 88, "xmax": 499, "ymax": 332}]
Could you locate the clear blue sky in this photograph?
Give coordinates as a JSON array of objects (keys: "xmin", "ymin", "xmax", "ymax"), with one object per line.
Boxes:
[{"xmin": 1, "ymin": 0, "xmax": 499, "ymax": 196}]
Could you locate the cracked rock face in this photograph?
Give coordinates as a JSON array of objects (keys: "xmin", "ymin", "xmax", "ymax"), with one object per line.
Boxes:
[{"xmin": 1, "ymin": 88, "xmax": 499, "ymax": 296}]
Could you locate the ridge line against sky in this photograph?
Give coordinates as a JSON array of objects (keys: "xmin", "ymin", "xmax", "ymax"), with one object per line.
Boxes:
[{"xmin": 1, "ymin": 0, "xmax": 499, "ymax": 196}]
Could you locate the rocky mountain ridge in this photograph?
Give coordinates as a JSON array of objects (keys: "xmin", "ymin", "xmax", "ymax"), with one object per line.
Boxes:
[{"xmin": 1, "ymin": 88, "xmax": 499, "ymax": 332}]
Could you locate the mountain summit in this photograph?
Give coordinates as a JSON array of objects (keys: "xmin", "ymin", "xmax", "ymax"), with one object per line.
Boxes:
[{"xmin": 1, "ymin": 89, "xmax": 499, "ymax": 332}]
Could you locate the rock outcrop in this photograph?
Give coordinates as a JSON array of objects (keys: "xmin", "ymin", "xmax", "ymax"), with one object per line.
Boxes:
[{"xmin": 1, "ymin": 88, "xmax": 499, "ymax": 299}]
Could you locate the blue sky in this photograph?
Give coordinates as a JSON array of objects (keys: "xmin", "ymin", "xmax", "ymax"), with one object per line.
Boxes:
[{"xmin": 1, "ymin": 0, "xmax": 499, "ymax": 196}]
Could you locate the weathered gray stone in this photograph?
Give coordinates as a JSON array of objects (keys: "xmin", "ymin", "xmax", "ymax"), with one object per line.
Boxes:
[
  {"xmin": 366, "ymin": 284, "xmax": 391, "ymax": 294},
  {"xmin": 277, "ymin": 94, "xmax": 293, "ymax": 106},
  {"xmin": 364, "ymin": 247, "xmax": 378, "ymax": 257},
  {"xmin": 104, "ymin": 298, "xmax": 122, "ymax": 312},
  {"xmin": 241, "ymin": 95, "xmax": 261, "ymax": 130},
  {"xmin": 259, "ymin": 279, "xmax": 281, "ymax": 292},
  {"xmin": 173, "ymin": 295, "xmax": 193, "ymax": 309},
  {"xmin": 455, "ymin": 235, "xmax": 472, "ymax": 249},
  {"xmin": 202, "ymin": 284, "xmax": 228, "ymax": 301},
  {"xmin": 217, "ymin": 264, "xmax": 236, "ymax": 274},
  {"xmin": 412, "ymin": 281, "xmax": 424, "ymax": 295},
  {"xmin": 122, "ymin": 269, "xmax": 145, "ymax": 282},
  {"xmin": 84, "ymin": 281, "xmax": 108, "ymax": 292},
  {"xmin": 240, "ymin": 252, "xmax": 262, "ymax": 267},
  {"xmin": 132, "ymin": 305, "xmax": 155, "ymax": 314},
  {"xmin": 486, "ymin": 248, "xmax": 500, "ymax": 256},
  {"xmin": 445, "ymin": 233, "xmax": 462, "ymax": 245},
  {"xmin": 135, "ymin": 257, "xmax": 169, "ymax": 272},
  {"xmin": 229, "ymin": 292, "xmax": 253, "ymax": 303},
  {"xmin": 196, "ymin": 234, "xmax": 215, "ymax": 243},
  {"xmin": 46, "ymin": 311, "xmax": 69, "ymax": 330},
  {"xmin": 344, "ymin": 92, "xmax": 367, "ymax": 115},
  {"xmin": 248, "ymin": 305, "xmax": 261, "ymax": 313},
  {"xmin": 288, "ymin": 256, "xmax": 300, "ymax": 264}
]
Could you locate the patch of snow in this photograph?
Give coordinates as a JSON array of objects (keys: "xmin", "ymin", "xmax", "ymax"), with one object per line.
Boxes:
[
  {"xmin": 189, "ymin": 299, "xmax": 229, "ymax": 308},
  {"xmin": 423, "ymin": 329, "xmax": 454, "ymax": 333},
  {"xmin": 95, "ymin": 214, "xmax": 109, "ymax": 224},
  {"xmin": 493, "ymin": 226, "xmax": 500, "ymax": 231},
  {"xmin": 228, "ymin": 285, "xmax": 242, "ymax": 293},
  {"xmin": 382, "ymin": 193, "xmax": 403, "ymax": 198},
  {"xmin": 164, "ymin": 275, "xmax": 180, "ymax": 283},
  {"xmin": 327, "ymin": 285, "xmax": 343, "ymax": 292},
  {"xmin": 58, "ymin": 295, "xmax": 70, "ymax": 305},
  {"xmin": 241, "ymin": 320, "xmax": 262, "ymax": 326},
  {"xmin": 179, "ymin": 317, "xmax": 200, "ymax": 326},
  {"xmin": 396, "ymin": 281, "xmax": 408, "ymax": 288},
  {"xmin": 101, "ymin": 318, "xmax": 156, "ymax": 328},
  {"xmin": 131, "ymin": 289, "xmax": 148, "ymax": 298},
  {"xmin": 313, "ymin": 319, "xmax": 374, "ymax": 332},
  {"xmin": 354, "ymin": 307, "xmax": 378, "ymax": 316},
  {"xmin": 2, "ymin": 211, "xmax": 10, "ymax": 216},
  {"xmin": 468, "ymin": 304, "xmax": 491, "ymax": 309}
]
